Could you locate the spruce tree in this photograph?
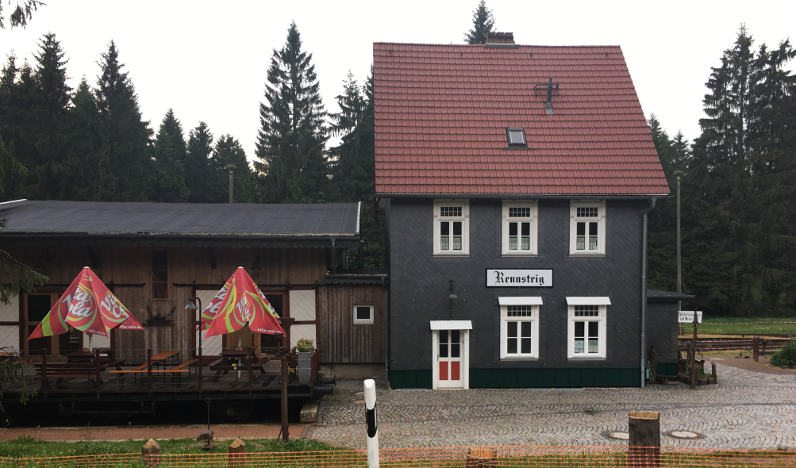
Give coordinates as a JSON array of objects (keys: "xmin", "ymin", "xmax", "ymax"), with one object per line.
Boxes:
[
  {"xmin": 213, "ymin": 135, "xmax": 255, "ymax": 203},
  {"xmin": 185, "ymin": 121, "xmax": 214, "ymax": 202},
  {"xmin": 465, "ymin": 0, "xmax": 495, "ymax": 44},
  {"xmin": 150, "ymin": 109, "xmax": 189, "ymax": 202},
  {"xmin": 255, "ymin": 22, "xmax": 328, "ymax": 203},
  {"xmin": 95, "ymin": 41, "xmax": 152, "ymax": 201}
]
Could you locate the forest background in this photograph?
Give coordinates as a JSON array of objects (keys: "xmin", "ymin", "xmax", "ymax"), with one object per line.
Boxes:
[{"xmin": 1, "ymin": 1, "xmax": 794, "ymax": 317}]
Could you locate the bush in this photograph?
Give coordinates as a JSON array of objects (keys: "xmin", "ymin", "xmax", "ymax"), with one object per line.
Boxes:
[{"xmin": 770, "ymin": 341, "xmax": 796, "ymax": 367}]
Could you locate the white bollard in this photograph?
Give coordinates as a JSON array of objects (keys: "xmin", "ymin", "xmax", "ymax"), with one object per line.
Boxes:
[{"xmin": 364, "ymin": 378, "xmax": 379, "ymax": 468}]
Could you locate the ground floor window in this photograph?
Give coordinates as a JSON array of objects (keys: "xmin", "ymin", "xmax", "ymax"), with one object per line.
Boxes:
[
  {"xmin": 566, "ymin": 297, "xmax": 609, "ymax": 359},
  {"xmin": 499, "ymin": 297, "xmax": 541, "ymax": 359}
]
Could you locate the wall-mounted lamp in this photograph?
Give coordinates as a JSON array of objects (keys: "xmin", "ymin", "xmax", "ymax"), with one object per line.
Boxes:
[
  {"xmin": 448, "ymin": 280, "xmax": 458, "ymax": 301},
  {"xmin": 185, "ymin": 296, "xmax": 203, "ymax": 359}
]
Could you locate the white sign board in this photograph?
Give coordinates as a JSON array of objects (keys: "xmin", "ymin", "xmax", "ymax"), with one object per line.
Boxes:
[
  {"xmin": 678, "ymin": 310, "xmax": 703, "ymax": 324},
  {"xmin": 486, "ymin": 269, "xmax": 553, "ymax": 287}
]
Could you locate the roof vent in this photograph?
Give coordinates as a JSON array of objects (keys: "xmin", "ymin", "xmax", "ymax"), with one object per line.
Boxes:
[
  {"xmin": 485, "ymin": 32, "xmax": 517, "ymax": 48},
  {"xmin": 533, "ymin": 78, "xmax": 560, "ymax": 115}
]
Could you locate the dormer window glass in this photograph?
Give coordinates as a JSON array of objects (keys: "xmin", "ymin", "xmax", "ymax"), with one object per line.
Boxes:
[{"xmin": 506, "ymin": 128, "xmax": 526, "ymax": 147}]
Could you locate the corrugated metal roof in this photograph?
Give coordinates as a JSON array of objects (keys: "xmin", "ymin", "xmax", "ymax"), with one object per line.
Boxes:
[
  {"xmin": 373, "ymin": 42, "xmax": 670, "ymax": 196},
  {"xmin": 0, "ymin": 200, "xmax": 360, "ymax": 238}
]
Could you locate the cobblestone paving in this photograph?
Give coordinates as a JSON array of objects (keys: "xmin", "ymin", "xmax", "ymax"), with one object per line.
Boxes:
[{"xmin": 307, "ymin": 362, "xmax": 796, "ymax": 449}]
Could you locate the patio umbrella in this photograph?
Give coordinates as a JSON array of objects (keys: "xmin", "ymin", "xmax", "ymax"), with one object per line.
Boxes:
[
  {"xmin": 28, "ymin": 266, "xmax": 144, "ymax": 343},
  {"xmin": 202, "ymin": 266, "xmax": 284, "ymax": 338}
]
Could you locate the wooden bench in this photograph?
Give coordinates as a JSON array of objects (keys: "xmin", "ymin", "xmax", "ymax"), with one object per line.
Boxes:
[{"xmin": 35, "ymin": 363, "xmax": 102, "ymax": 387}]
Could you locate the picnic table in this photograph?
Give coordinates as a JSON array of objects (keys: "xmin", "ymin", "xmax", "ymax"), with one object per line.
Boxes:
[{"xmin": 108, "ymin": 350, "xmax": 181, "ymax": 388}]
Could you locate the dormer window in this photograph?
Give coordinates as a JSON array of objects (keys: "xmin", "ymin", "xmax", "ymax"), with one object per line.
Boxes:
[{"xmin": 506, "ymin": 128, "xmax": 526, "ymax": 147}]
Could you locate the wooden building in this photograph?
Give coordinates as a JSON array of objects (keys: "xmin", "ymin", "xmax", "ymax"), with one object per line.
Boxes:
[{"xmin": 0, "ymin": 199, "xmax": 386, "ymax": 366}]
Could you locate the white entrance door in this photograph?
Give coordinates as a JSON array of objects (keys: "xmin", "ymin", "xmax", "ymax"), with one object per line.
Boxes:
[{"xmin": 437, "ymin": 329, "xmax": 463, "ymax": 388}]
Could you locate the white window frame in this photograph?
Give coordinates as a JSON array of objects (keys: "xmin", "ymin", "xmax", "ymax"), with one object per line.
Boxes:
[
  {"xmin": 566, "ymin": 297, "xmax": 609, "ymax": 359},
  {"xmin": 569, "ymin": 200, "xmax": 606, "ymax": 255},
  {"xmin": 352, "ymin": 305, "xmax": 374, "ymax": 325},
  {"xmin": 501, "ymin": 201, "xmax": 538, "ymax": 256},
  {"xmin": 499, "ymin": 297, "xmax": 541, "ymax": 360},
  {"xmin": 433, "ymin": 199, "xmax": 469, "ymax": 256}
]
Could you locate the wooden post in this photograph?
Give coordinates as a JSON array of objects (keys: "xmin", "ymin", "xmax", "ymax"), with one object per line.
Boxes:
[
  {"xmin": 197, "ymin": 336, "xmax": 203, "ymax": 394},
  {"xmin": 711, "ymin": 362, "xmax": 717, "ymax": 384},
  {"xmin": 41, "ymin": 347, "xmax": 48, "ymax": 394},
  {"xmin": 227, "ymin": 438, "xmax": 246, "ymax": 467},
  {"xmin": 141, "ymin": 438, "xmax": 160, "ymax": 466},
  {"xmin": 247, "ymin": 349, "xmax": 253, "ymax": 393},
  {"xmin": 753, "ymin": 336, "xmax": 760, "ymax": 362},
  {"xmin": 146, "ymin": 348, "xmax": 152, "ymax": 392},
  {"xmin": 280, "ymin": 335, "xmax": 289, "ymax": 442},
  {"xmin": 628, "ymin": 411, "xmax": 660, "ymax": 467},
  {"xmin": 94, "ymin": 348, "xmax": 101, "ymax": 394},
  {"xmin": 465, "ymin": 447, "xmax": 496, "ymax": 468}
]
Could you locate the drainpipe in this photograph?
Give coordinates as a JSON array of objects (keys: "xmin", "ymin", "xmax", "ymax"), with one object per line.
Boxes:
[{"xmin": 640, "ymin": 198, "xmax": 657, "ymax": 388}]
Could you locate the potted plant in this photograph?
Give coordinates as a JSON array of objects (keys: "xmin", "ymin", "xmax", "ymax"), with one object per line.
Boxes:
[{"xmin": 296, "ymin": 338, "xmax": 314, "ymax": 384}]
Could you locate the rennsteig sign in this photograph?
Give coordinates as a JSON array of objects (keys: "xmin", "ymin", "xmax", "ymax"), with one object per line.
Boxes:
[{"xmin": 486, "ymin": 269, "xmax": 553, "ymax": 287}]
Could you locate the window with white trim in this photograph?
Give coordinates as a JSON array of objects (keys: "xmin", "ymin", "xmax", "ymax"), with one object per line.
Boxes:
[
  {"xmin": 566, "ymin": 299, "xmax": 608, "ymax": 359},
  {"xmin": 502, "ymin": 201, "xmax": 538, "ymax": 255},
  {"xmin": 569, "ymin": 201, "xmax": 606, "ymax": 255},
  {"xmin": 433, "ymin": 200, "xmax": 469, "ymax": 255},
  {"xmin": 499, "ymin": 299, "xmax": 540, "ymax": 359},
  {"xmin": 353, "ymin": 305, "xmax": 374, "ymax": 325}
]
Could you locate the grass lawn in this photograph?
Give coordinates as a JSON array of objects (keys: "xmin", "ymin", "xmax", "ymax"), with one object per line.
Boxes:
[
  {"xmin": 681, "ymin": 317, "xmax": 796, "ymax": 336},
  {"xmin": 0, "ymin": 436, "xmax": 334, "ymax": 459}
]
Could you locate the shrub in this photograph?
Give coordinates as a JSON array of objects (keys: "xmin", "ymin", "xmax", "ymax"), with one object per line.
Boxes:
[
  {"xmin": 296, "ymin": 338, "xmax": 314, "ymax": 352},
  {"xmin": 770, "ymin": 341, "xmax": 796, "ymax": 368}
]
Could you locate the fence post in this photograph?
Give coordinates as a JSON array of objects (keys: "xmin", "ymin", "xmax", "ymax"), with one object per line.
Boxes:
[
  {"xmin": 628, "ymin": 411, "xmax": 660, "ymax": 467},
  {"xmin": 753, "ymin": 336, "xmax": 760, "ymax": 362},
  {"xmin": 141, "ymin": 438, "xmax": 160, "ymax": 466},
  {"xmin": 364, "ymin": 378, "xmax": 379, "ymax": 468},
  {"xmin": 227, "ymin": 438, "xmax": 246, "ymax": 467}
]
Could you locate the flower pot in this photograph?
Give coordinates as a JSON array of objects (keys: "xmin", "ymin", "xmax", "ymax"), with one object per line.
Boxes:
[{"xmin": 297, "ymin": 350, "xmax": 313, "ymax": 384}]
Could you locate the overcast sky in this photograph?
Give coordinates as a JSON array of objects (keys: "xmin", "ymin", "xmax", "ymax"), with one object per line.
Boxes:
[{"xmin": 1, "ymin": 0, "xmax": 793, "ymax": 160}]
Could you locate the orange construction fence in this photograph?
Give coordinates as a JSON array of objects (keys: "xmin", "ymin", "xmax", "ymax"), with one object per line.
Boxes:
[{"xmin": 1, "ymin": 445, "xmax": 794, "ymax": 467}]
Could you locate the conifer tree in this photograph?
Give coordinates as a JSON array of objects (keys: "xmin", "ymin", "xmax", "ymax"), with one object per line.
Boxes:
[
  {"xmin": 185, "ymin": 121, "xmax": 214, "ymax": 202},
  {"xmin": 95, "ymin": 41, "xmax": 152, "ymax": 201},
  {"xmin": 150, "ymin": 109, "xmax": 189, "ymax": 202},
  {"xmin": 465, "ymin": 0, "xmax": 495, "ymax": 44},
  {"xmin": 255, "ymin": 22, "xmax": 328, "ymax": 203},
  {"xmin": 213, "ymin": 135, "xmax": 255, "ymax": 203}
]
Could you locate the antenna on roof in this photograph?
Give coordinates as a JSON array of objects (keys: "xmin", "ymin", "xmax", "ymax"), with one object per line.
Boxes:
[{"xmin": 534, "ymin": 78, "xmax": 559, "ymax": 115}]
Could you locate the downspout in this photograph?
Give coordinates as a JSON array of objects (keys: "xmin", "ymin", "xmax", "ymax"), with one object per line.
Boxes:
[{"xmin": 640, "ymin": 198, "xmax": 657, "ymax": 388}]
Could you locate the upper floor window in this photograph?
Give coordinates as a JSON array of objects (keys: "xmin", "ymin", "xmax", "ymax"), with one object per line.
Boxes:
[
  {"xmin": 569, "ymin": 200, "xmax": 606, "ymax": 255},
  {"xmin": 502, "ymin": 201, "xmax": 538, "ymax": 256},
  {"xmin": 433, "ymin": 200, "xmax": 469, "ymax": 255}
]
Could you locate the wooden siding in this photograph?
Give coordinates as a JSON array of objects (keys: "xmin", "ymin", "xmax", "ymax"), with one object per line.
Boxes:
[
  {"xmin": 6, "ymin": 243, "xmax": 330, "ymax": 363},
  {"xmin": 318, "ymin": 285, "xmax": 387, "ymax": 364}
]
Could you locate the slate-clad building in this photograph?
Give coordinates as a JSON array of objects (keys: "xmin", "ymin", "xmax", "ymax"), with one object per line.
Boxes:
[
  {"xmin": 374, "ymin": 34, "xmax": 672, "ymax": 389},
  {"xmin": 0, "ymin": 199, "xmax": 386, "ymax": 366}
]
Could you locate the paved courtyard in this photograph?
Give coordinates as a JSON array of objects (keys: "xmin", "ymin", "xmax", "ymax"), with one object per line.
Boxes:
[{"xmin": 307, "ymin": 361, "xmax": 796, "ymax": 449}]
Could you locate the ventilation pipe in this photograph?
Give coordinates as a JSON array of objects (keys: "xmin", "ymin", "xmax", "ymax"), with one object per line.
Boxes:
[{"xmin": 224, "ymin": 164, "xmax": 236, "ymax": 203}]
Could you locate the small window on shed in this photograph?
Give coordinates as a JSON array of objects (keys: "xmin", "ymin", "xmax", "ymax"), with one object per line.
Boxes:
[
  {"xmin": 506, "ymin": 128, "xmax": 526, "ymax": 147},
  {"xmin": 353, "ymin": 305, "xmax": 374, "ymax": 325}
]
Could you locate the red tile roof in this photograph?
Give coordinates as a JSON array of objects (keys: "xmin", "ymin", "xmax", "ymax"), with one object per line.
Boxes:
[{"xmin": 373, "ymin": 43, "xmax": 669, "ymax": 196}]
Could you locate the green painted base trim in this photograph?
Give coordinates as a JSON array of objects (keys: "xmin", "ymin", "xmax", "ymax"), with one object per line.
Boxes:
[
  {"xmin": 470, "ymin": 368, "xmax": 639, "ymax": 388},
  {"xmin": 389, "ymin": 369, "xmax": 432, "ymax": 389},
  {"xmin": 388, "ymin": 368, "xmax": 641, "ymax": 389},
  {"xmin": 657, "ymin": 362, "xmax": 678, "ymax": 377}
]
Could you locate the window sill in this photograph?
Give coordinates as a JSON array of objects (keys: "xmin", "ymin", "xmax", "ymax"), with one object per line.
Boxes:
[
  {"xmin": 567, "ymin": 355, "xmax": 606, "ymax": 360},
  {"xmin": 433, "ymin": 253, "xmax": 470, "ymax": 257},
  {"xmin": 500, "ymin": 356, "xmax": 538, "ymax": 361},
  {"xmin": 501, "ymin": 253, "xmax": 538, "ymax": 257},
  {"xmin": 353, "ymin": 322, "xmax": 374, "ymax": 326},
  {"xmin": 568, "ymin": 252, "xmax": 605, "ymax": 258}
]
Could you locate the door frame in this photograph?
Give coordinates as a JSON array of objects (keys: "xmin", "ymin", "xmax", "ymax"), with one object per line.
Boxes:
[{"xmin": 430, "ymin": 320, "xmax": 471, "ymax": 390}]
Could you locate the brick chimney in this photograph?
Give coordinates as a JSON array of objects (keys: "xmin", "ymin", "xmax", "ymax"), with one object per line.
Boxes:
[{"xmin": 485, "ymin": 32, "xmax": 515, "ymax": 45}]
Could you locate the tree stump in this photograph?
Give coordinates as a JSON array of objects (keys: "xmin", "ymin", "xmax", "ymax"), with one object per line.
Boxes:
[
  {"xmin": 465, "ymin": 447, "xmax": 496, "ymax": 467},
  {"xmin": 141, "ymin": 438, "xmax": 160, "ymax": 466},
  {"xmin": 228, "ymin": 438, "xmax": 246, "ymax": 467},
  {"xmin": 628, "ymin": 411, "xmax": 660, "ymax": 467}
]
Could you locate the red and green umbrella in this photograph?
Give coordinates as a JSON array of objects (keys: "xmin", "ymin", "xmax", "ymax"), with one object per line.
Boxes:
[
  {"xmin": 203, "ymin": 267, "xmax": 284, "ymax": 337},
  {"xmin": 28, "ymin": 266, "xmax": 144, "ymax": 340}
]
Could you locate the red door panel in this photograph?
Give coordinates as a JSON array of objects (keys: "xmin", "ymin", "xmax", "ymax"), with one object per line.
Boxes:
[
  {"xmin": 439, "ymin": 361, "xmax": 448, "ymax": 380},
  {"xmin": 451, "ymin": 361, "xmax": 460, "ymax": 380}
]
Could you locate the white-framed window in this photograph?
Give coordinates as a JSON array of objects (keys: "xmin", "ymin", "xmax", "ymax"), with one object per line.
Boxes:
[
  {"xmin": 569, "ymin": 200, "xmax": 606, "ymax": 255},
  {"xmin": 353, "ymin": 305, "xmax": 374, "ymax": 325},
  {"xmin": 566, "ymin": 297, "xmax": 609, "ymax": 359},
  {"xmin": 433, "ymin": 200, "xmax": 469, "ymax": 255},
  {"xmin": 502, "ymin": 201, "xmax": 538, "ymax": 256},
  {"xmin": 499, "ymin": 297, "xmax": 541, "ymax": 359}
]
